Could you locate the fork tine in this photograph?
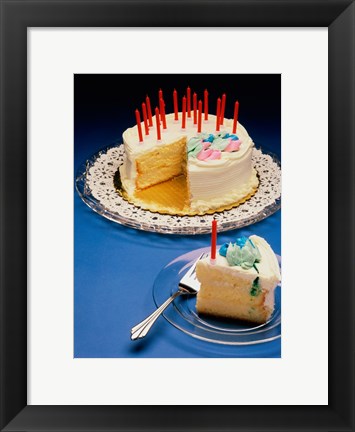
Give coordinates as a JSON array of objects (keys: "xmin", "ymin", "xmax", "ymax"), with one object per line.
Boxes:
[
  {"xmin": 183, "ymin": 252, "xmax": 205, "ymax": 278},
  {"xmin": 183, "ymin": 252, "xmax": 208, "ymax": 278}
]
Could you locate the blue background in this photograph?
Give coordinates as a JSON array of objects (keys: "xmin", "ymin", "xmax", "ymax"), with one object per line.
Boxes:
[{"xmin": 74, "ymin": 74, "xmax": 281, "ymax": 358}]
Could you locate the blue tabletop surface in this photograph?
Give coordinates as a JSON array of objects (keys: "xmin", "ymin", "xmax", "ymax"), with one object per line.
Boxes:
[{"xmin": 74, "ymin": 74, "xmax": 281, "ymax": 358}]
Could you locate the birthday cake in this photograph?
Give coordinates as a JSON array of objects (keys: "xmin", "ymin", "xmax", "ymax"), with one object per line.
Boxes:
[
  {"xmin": 119, "ymin": 90, "xmax": 259, "ymax": 214},
  {"xmin": 196, "ymin": 235, "xmax": 281, "ymax": 324}
]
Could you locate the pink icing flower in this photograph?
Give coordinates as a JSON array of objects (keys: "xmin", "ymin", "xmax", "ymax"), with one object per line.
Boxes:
[
  {"xmin": 205, "ymin": 150, "xmax": 222, "ymax": 161},
  {"xmin": 202, "ymin": 141, "xmax": 211, "ymax": 150},
  {"xmin": 224, "ymin": 139, "xmax": 242, "ymax": 152},
  {"xmin": 197, "ymin": 148, "xmax": 213, "ymax": 160},
  {"xmin": 205, "ymin": 150, "xmax": 222, "ymax": 160}
]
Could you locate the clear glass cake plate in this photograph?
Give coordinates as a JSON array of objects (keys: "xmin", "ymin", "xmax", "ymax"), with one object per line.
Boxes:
[{"xmin": 75, "ymin": 143, "xmax": 281, "ymax": 235}]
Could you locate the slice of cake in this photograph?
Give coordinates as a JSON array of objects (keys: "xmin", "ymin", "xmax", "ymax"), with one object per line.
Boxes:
[{"xmin": 196, "ymin": 235, "xmax": 281, "ymax": 324}]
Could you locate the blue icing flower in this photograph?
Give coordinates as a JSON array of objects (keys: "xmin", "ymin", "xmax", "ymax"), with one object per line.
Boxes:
[
  {"xmin": 224, "ymin": 133, "xmax": 239, "ymax": 140},
  {"xmin": 203, "ymin": 134, "xmax": 215, "ymax": 143},
  {"xmin": 219, "ymin": 242, "xmax": 229, "ymax": 257},
  {"xmin": 219, "ymin": 237, "xmax": 247, "ymax": 255},
  {"xmin": 235, "ymin": 236, "xmax": 248, "ymax": 247}
]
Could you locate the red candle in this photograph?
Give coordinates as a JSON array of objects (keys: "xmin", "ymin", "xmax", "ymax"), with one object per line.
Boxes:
[
  {"xmin": 173, "ymin": 89, "xmax": 178, "ymax": 121},
  {"xmin": 142, "ymin": 102, "xmax": 149, "ymax": 135},
  {"xmin": 193, "ymin": 92, "xmax": 197, "ymax": 124},
  {"xmin": 210, "ymin": 219, "xmax": 217, "ymax": 262},
  {"xmin": 204, "ymin": 89, "xmax": 208, "ymax": 121},
  {"xmin": 160, "ymin": 98, "xmax": 167, "ymax": 129},
  {"xmin": 220, "ymin": 93, "xmax": 226, "ymax": 125},
  {"xmin": 135, "ymin": 109, "xmax": 143, "ymax": 142},
  {"xmin": 232, "ymin": 101, "xmax": 239, "ymax": 134},
  {"xmin": 182, "ymin": 96, "xmax": 187, "ymax": 129},
  {"xmin": 158, "ymin": 88, "xmax": 163, "ymax": 101},
  {"xmin": 187, "ymin": 86, "xmax": 191, "ymax": 118},
  {"xmin": 155, "ymin": 107, "xmax": 161, "ymax": 140},
  {"xmin": 146, "ymin": 95, "xmax": 153, "ymax": 127},
  {"xmin": 197, "ymin": 100, "xmax": 202, "ymax": 133},
  {"xmin": 216, "ymin": 98, "xmax": 221, "ymax": 132}
]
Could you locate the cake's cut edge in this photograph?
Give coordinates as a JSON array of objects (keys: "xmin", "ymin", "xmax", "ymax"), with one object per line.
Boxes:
[{"xmin": 134, "ymin": 136, "xmax": 187, "ymax": 191}]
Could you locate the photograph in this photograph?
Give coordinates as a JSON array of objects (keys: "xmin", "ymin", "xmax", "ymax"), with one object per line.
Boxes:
[
  {"xmin": 1, "ymin": 0, "xmax": 353, "ymax": 429},
  {"xmin": 74, "ymin": 74, "xmax": 281, "ymax": 358}
]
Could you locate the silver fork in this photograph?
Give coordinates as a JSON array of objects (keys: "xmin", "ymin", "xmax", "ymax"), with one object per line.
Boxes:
[{"xmin": 130, "ymin": 252, "xmax": 207, "ymax": 341}]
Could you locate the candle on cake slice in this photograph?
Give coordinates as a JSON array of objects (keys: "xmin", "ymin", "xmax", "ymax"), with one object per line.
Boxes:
[{"xmin": 210, "ymin": 219, "xmax": 217, "ymax": 265}]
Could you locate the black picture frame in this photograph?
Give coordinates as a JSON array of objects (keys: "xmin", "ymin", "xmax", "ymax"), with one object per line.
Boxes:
[{"xmin": 1, "ymin": 0, "xmax": 354, "ymax": 431}]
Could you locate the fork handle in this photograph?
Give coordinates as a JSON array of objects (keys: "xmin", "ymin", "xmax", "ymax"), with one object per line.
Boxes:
[{"xmin": 130, "ymin": 291, "xmax": 182, "ymax": 341}]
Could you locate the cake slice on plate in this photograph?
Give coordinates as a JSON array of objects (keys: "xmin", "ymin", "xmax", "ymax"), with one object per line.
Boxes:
[{"xmin": 196, "ymin": 235, "xmax": 281, "ymax": 324}]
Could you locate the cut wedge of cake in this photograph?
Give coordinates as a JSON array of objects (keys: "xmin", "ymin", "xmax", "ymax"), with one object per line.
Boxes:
[{"xmin": 196, "ymin": 235, "xmax": 281, "ymax": 324}]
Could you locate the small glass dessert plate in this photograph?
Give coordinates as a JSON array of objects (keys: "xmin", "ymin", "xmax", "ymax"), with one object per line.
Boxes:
[{"xmin": 152, "ymin": 247, "xmax": 281, "ymax": 345}]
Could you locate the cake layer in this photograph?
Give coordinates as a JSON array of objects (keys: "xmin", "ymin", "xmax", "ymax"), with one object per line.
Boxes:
[
  {"xmin": 196, "ymin": 272, "xmax": 273, "ymax": 323},
  {"xmin": 135, "ymin": 137, "xmax": 186, "ymax": 190},
  {"xmin": 196, "ymin": 296, "xmax": 271, "ymax": 324}
]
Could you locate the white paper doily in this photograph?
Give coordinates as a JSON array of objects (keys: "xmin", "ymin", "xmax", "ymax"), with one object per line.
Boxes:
[{"xmin": 75, "ymin": 144, "xmax": 281, "ymax": 234}]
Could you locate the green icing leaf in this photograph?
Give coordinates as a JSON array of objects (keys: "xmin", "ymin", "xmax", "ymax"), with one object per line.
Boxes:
[
  {"xmin": 250, "ymin": 277, "xmax": 261, "ymax": 297},
  {"xmin": 187, "ymin": 136, "xmax": 202, "ymax": 152},
  {"xmin": 226, "ymin": 243, "xmax": 242, "ymax": 266},
  {"xmin": 187, "ymin": 136, "xmax": 204, "ymax": 158},
  {"xmin": 210, "ymin": 137, "xmax": 229, "ymax": 151},
  {"xmin": 188, "ymin": 142, "xmax": 203, "ymax": 158}
]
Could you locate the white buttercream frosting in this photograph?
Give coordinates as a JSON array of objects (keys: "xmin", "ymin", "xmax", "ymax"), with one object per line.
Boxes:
[{"xmin": 119, "ymin": 112, "xmax": 257, "ymax": 211}]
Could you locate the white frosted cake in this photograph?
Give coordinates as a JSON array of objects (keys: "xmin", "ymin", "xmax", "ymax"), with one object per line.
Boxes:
[
  {"xmin": 196, "ymin": 235, "xmax": 281, "ymax": 324},
  {"xmin": 119, "ymin": 113, "xmax": 258, "ymax": 214}
]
